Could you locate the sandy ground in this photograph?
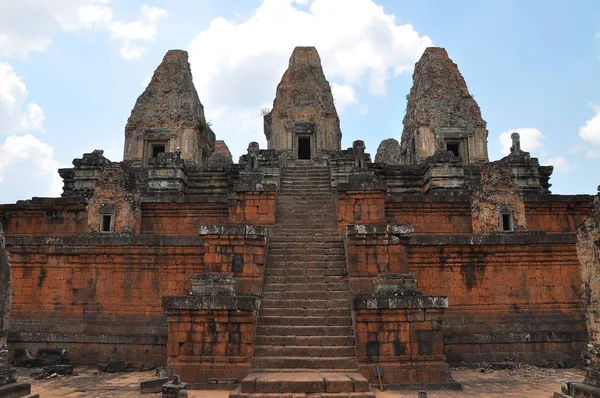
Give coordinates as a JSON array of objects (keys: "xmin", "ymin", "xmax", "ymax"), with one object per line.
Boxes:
[{"xmin": 18, "ymin": 365, "xmax": 583, "ymax": 397}]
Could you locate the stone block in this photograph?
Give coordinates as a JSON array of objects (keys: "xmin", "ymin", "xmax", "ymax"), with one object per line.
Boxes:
[{"xmin": 140, "ymin": 377, "xmax": 169, "ymax": 394}]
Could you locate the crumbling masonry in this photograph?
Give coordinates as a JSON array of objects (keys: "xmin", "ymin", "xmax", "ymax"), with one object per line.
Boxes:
[{"xmin": 0, "ymin": 47, "xmax": 594, "ymax": 394}]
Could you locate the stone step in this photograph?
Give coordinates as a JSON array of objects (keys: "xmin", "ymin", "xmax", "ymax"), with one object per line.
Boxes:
[
  {"xmin": 260, "ymin": 308, "xmax": 351, "ymax": 317},
  {"xmin": 258, "ymin": 316, "xmax": 352, "ymax": 327},
  {"xmin": 255, "ymin": 335, "xmax": 355, "ymax": 347},
  {"xmin": 254, "ymin": 357, "xmax": 357, "ymax": 370},
  {"xmin": 269, "ymin": 237, "xmax": 342, "ymax": 243},
  {"xmin": 254, "ymin": 345, "xmax": 356, "ymax": 357},
  {"xmin": 263, "ymin": 283, "xmax": 348, "ymax": 292},
  {"xmin": 268, "ymin": 254, "xmax": 346, "ymax": 262},
  {"xmin": 264, "ymin": 268, "xmax": 348, "ymax": 277},
  {"xmin": 235, "ymin": 372, "xmax": 371, "ymax": 395},
  {"xmin": 256, "ymin": 325, "xmax": 353, "ymax": 336},
  {"xmin": 263, "ymin": 275, "xmax": 346, "ymax": 283},
  {"xmin": 265, "ymin": 262, "xmax": 347, "ymax": 269},
  {"xmin": 268, "ymin": 248, "xmax": 345, "ymax": 256},
  {"xmin": 262, "ymin": 291, "xmax": 349, "ymax": 301},
  {"xmin": 268, "ymin": 242, "xmax": 344, "ymax": 249}
]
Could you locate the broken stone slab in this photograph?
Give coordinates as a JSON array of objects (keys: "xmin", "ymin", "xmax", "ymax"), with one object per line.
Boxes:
[
  {"xmin": 140, "ymin": 377, "xmax": 169, "ymax": 394},
  {"xmin": 0, "ymin": 381, "xmax": 31, "ymax": 398},
  {"xmin": 97, "ymin": 356, "xmax": 127, "ymax": 373},
  {"xmin": 0, "ymin": 363, "xmax": 17, "ymax": 386},
  {"xmin": 162, "ymin": 374, "xmax": 187, "ymax": 398},
  {"xmin": 33, "ymin": 348, "xmax": 69, "ymax": 366}
]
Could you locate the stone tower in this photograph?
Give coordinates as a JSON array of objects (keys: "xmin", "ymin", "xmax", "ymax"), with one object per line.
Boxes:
[
  {"xmin": 123, "ymin": 50, "xmax": 215, "ymax": 167},
  {"xmin": 400, "ymin": 47, "xmax": 488, "ymax": 165},
  {"xmin": 263, "ymin": 46, "xmax": 341, "ymax": 160}
]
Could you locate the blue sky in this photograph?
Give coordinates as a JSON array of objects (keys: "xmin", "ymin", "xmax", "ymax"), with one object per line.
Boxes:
[{"xmin": 1, "ymin": 0, "xmax": 599, "ymax": 203}]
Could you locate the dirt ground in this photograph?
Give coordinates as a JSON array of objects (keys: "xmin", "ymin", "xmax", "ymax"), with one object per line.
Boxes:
[{"xmin": 18, "ymin": 365, "xmax": 583, "ymax": 397}]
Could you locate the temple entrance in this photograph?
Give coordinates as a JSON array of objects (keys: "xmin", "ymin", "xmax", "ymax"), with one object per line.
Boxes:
[{"xmin": 298, "ymin": 136, "xmax": 311, "ymax": 159}]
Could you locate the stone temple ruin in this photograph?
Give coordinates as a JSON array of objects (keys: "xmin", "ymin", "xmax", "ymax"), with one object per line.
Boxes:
[{"xmin": 0, "ymin": 46, "xmax": 596, "ymax": 396}]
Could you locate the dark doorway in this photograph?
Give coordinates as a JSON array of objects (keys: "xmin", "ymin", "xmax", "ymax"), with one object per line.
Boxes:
[
  {"xmin": 446, "ymin": 142, "xmax": 460, "ymax": 157},
  {"xmin": 298, "ymin": 137, "xmax": 311, "ymax": 159}
]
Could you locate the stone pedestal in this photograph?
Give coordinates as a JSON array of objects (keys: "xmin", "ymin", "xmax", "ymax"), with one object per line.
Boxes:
[
  {"xmin": 147, "ymin": 153, "xmax": 188, "ymax": 193},
  {"xmin": 162, "ymin": 274, "xmax": 260, "ymax": 386},
  {"xmin": 353, "ymin": 274, "xmax": 460, "ymax": 389}
]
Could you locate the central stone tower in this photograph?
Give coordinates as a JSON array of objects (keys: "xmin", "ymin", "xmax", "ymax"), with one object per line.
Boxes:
[{"xmin": 263, "ymin": 46, "xmax": 341, "ymax": 160}]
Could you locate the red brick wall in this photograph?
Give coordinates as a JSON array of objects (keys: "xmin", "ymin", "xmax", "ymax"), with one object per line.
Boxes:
[
  {"xmin": 229, "ymin": 192, "xmax": 276, "ymax": 225},
  {"xmin": 141, "ymin": 203, "xmax": 229, "ymax": 234},
  {"xmin": 337, "ymin": 191, "xmax": 386, "ymax": 232},
  {"xmin": 1, "ymin": 204, "xmax": 88, "ymax": 236},
  {"xmin": 525, "ymin": 200, "xmax": 591, "ymax": 233},
  {"xmin": 385, "ymin": 202, "xmax": 472, "ymax": 234},
  {"xmin": 409, "ymin": 240, "xmax": 587, "ymax": 363},
  {"xmin": 355, "ymin": 308, "xmax": 450, "ymax": 385},
  {"xmin": 7, "ymin": 236, "xmax": 205, "ymax": 364},
  {"xmin": 165, "ymin": 309, "xmax": 255, "ymax": 383}
]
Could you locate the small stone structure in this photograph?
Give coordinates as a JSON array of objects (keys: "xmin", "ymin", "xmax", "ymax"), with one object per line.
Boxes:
[{"xmin": 375, "ymin": 138, "xmax": 401, "ymax": 165}]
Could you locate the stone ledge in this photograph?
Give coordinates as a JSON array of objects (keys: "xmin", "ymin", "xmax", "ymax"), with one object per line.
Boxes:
[
  {"xmin": 346, "ymin": 224, "xmax": 414, "ymax": 237},
  {"xmin": 5, "ymin": 234, "xmax": 204, "ymax": 247},
  {"xmin": 8, "ymin": 331, "xmax": 167, "ymax": 345},
  {"xmin": 409, "ymin": 232, "xmax": 576, "ymax": 246},
  {"xmin": 198, "ymin": 225, "xmax": 267, "ymax": 237},
  {"xmin": 162, "ymin": 295, "xmax": 260, "ymax": 311},
  {"xmin": 353, "ymin": 294, "xmax": 448, "ymax": 310}
]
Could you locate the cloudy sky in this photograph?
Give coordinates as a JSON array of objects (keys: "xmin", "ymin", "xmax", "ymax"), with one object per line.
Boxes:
[{"xmin": 1, "ymin": 0, "xmax": 599, "ymax": 202}]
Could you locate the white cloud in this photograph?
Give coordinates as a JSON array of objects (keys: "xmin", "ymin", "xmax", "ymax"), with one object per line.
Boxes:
[
  {"xmin": 579, "ymin": 103, "xmax": 600, "ymax": 146},
  {"xmin": 546, "ymin": 155, "xmax": 574, "ymax": 173},
  {"xmin": 0, "ymin": 0, "xmax": 167, "ymax": 59},
  {"xmin": 187, "ymin": 0, "xmax": 432, "ymax": 157},
  {"xmin": 499, "ymin": 127, "xmax": 544, "ymax": 156},
  {"xmin": 0, "ymin": 134, "xmax": 63, "ymax": 201},
  {"xmin": 0, "ymin": 62, "xmax": 45, "ymax": 134},
  {"xmin": 330, "ymin": 83, "xmax": 357, "ymax": 110}
]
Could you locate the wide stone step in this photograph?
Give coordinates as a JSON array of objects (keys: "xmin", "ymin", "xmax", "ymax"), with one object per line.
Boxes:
[
  {"xmin": 269, "ymin": 242, "xmax": 344, "ymax": 249},
  {"xmin": 254, "ymin": 357, "xmax": 357, "ymax": 370},
  {"xmin": 254, "ymin": 345, "xmax": 356, "ymax": 357},
  {"xmin": 255, "ymin": 335, "xmax": 355, "ymax": 347},
  {"xmin": 256, "ymin": 325, "xmax": 353, "ymax": 336},
  {"xmin": 263, "ymin": 283, "xmax": 348, "ymax": 292},
  {"xmin": 263, "ymin": 275, "xmax": 346, "ymax": 283},
  {"xmin": 268, "ymin": 248, "xmax": 345, "ymax": 256},
  {"xmin": 258, "ymin": 316, "xmax": 352, "ymax": 327},
  {"xmin": 265, "ymin": 268, "xmax": 348, "ymax": 277},
  {"xmin": 262, "ymin": 291, "xmax": 349, "ymax": 301},
  {"xmin": 269, "ymin": 237, "xmax": 342, "ymax": 243},
  {"xmin": 268, "ymin": 254, "xmax": 346, "ymax": 262},
  {"xmin": 235, "ymin": 372, "xmax": 371, "ymax": 395},
  {"xmin": 265, "ymin": 262, "xmax": 347, "ymax": 269},
  {"xmin": 260, "ymin": 308, "xmax": 351, "ymax": 317}
]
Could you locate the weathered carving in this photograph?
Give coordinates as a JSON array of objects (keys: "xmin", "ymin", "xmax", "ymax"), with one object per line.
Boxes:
[
  {"xmin": 510, "ymin": 132, "xmax": 522, "ymax": 153},
  {"xmin": 246, "ymin": 142, "xmax": 260, "ymax": 170},
  {"xmin": 352, "ymin": 140, "xmax": 366, "ymax": 169},
  {"xmin": 207, "ymin": 140, "xmax": 233, "ymax": 169}
]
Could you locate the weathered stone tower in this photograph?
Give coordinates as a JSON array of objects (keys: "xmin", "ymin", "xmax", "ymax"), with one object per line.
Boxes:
[
  {"xmin": 263, "ymin": 46, "xmax": 341, "ymax": 159},
  {"xmin": 123, "ymin": 50, "xmax": 215, "ymax": 167},
  {"xmin": 400, "ymin": 47, "xmax": 488, "ymax": 164}
]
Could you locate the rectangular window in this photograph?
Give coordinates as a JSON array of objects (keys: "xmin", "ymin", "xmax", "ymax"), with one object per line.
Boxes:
[
  {"xmin": 501, "ymin": 213, "xmax": 513, "ymax": 231},
  {"xmin": 100, "ymin": 214, "xmax": 113, "ymax": 232}
]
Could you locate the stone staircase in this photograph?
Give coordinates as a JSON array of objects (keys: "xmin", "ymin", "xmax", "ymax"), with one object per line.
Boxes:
[{"xmin": 230, "ymin": 163, "xmax": 373, "ymax": 398}]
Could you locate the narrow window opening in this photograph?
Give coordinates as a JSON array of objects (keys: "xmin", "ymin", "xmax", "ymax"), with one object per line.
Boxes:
[
  {"xmin": 501, "ymin": 213, "xmax": 513, "ymax": 231},
  {"xmin": 152, "ymin": 144, "xmax": 166, "ymax": 158},
  {"xmin": 298, "ymin": 137, "xmax": 311, "ymax": 160},
  {"xmin": 446, "ymin": 142, "xmax": 460, "ymax": 157},
  {"xmin": 101, "ymin": 214, "xmax": 113, "ymax": 232}
]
